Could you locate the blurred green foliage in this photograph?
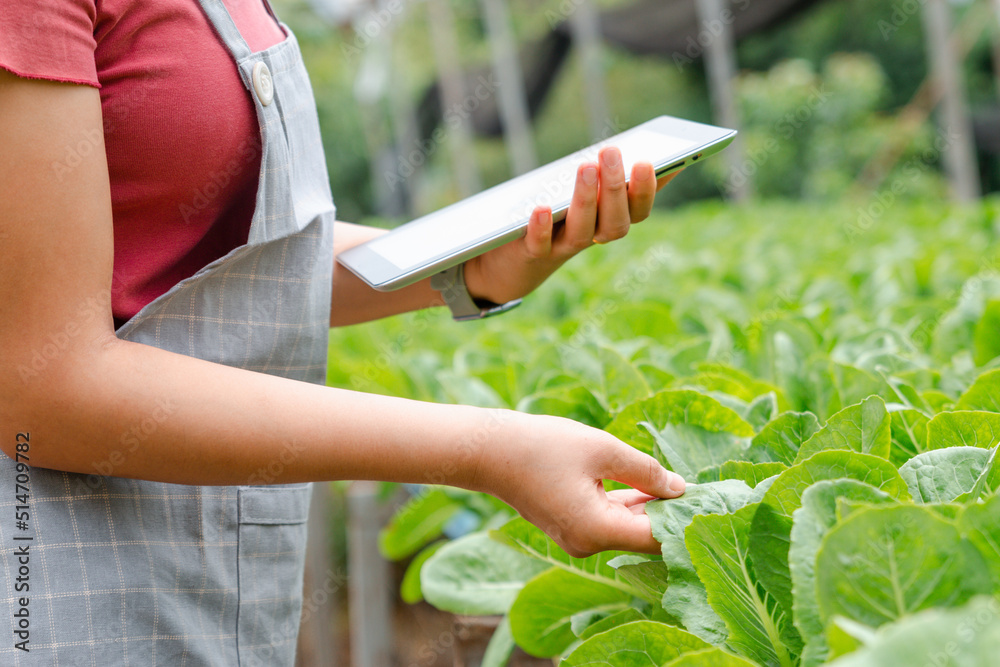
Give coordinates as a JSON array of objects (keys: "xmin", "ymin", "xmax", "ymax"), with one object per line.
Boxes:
[{"xmin": 273, "ymin": 0, "xmax": 990, "ymax": 219}]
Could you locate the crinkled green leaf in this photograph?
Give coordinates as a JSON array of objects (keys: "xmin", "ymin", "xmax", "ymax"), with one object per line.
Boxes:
[
  {"xmin": 788, "ymin": 481, "xmax": 894, "ymax": 665},
  {"xmin": 686, "ymin": 504, "xmax": 799, "ymax": 667},
  {"xmin": 606, "ymin": 554, "xmax": 669, "ymax": 605},
  {"xmin": 575, "ymin": 607, "xmax": 646, "ymax": 641},
  {"xmin": 676, "ymin": 372, "xmax": 759, "ymax": 402},
  {"xmin": 646, "ymin": 481, "xmax": 754, "ymax": 643},
  {"xmin": 955, "ymin": 446, "xmax": 1000, "ymax": 502},
  {"xmin": 647, "ymin": 481, "xmax": 755, "ymax": 572},
  {"xmin": 490, "ymin": 517, "xmax": 639, "ymax": 596},
  {"xmin": 662, "ymin": 647, "xmax": 761, "ymax": 666},
  {"xmin": 559, "ymin": 346, "xmax": 652, "ymax": 414},
  {"xmin": 816, "ymin": 505, "xmax": 993, "ymax": 630},
  {"xmin": 925, "ymin": 410, "xmax": 1000, "ymax": 450},
  {"xmin": 959, "ymin": 492, "xmax": 1000, "ymax": 583},
  {"xmin": 825, "ymin": 597, "xmax": 1000, "ymax": 667},
  {"xmin": 922, "ymin": 390, "xmax": 956, "ymax": 413},
  {"xmin": 509, "ymin": 567, "xmax": 631, "ymax": 658},
  {"xmin": 794, "ymin": 396, "xmax": 891, "ymax": 463},
  {"xmin": 696, "ymin": 362, "xmax": 791, "ymax": 410},
  {"xmin": 745, "ymin": 393, "xmax": 780, "ymax": 432},
  {"xmin": 560, "ymin": 620, "xmax": 711, "ymax": 667},
  {"xmin": 420, "ymin": 531, "xmax": 549, "ymax": 615},
  {"xmin": 719, "ymin": 461, "xmax": 788, "ymax": 488},
  {"xmin": 649, "ymin": 424, "xmax": 751, "ymax": 480},
  {"xmin": 608, "ymin": 390, "xmax": 754, "ymax": 451},
  {"xmin": 747, "ymin": 450, "xmax": 910, "ymax": 634},
  {"xmin": 747, "ymin": 412, "xmax": 821, "ymax": 465},
  {"xmin": 888, "ymin": 408, "xmax": 929, "ymax": 466},
  {"xmin": 898, "ymin": 446, "xmax": 993, "ymax": 503},
  {"xmin": 956, "ymin": 369, "xmax": 1000, "ymax": 412},
  {"xmin": 516, "ymin": 385, "xmax": 610, "ymax": 429}
]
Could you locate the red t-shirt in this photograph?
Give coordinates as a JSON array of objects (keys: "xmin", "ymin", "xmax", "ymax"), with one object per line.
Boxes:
[{"xmin": 1, "ymin": 0, "xmax": 286, "ymax": 327}]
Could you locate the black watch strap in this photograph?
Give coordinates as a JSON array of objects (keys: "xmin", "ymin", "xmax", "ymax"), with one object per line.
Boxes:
[{"xmin": 430, "ymin": 263, "xmax": 522, "ymax": 321}]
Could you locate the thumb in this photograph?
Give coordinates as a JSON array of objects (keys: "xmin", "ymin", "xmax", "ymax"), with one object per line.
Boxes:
[{"xmin": 598, "ymin": 440, "xmax": 685, "ymax": 499}]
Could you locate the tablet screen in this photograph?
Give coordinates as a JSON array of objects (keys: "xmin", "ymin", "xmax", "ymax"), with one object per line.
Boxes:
[{"xmin": 368, "ymin": 128, "xmax": 697, "ymax": 271}]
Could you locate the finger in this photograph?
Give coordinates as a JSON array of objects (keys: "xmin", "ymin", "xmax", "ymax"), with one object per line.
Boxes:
[
  {"xmin": 524, "ymin": 206, "xmax": 553, "ymax": 258},
  {"xmin": 597, "ymin": 441, "xmax": 685, "ymax": 499},
  {"xmin": 607, "ymin": 487, "xmax": 658, "ymax": 506},
  {"xmin": 657, "ymin": 169, "xmax": 682, "ymax": 192},
  {"xmin": 559, "ymin": 163, "xmax": 599, "ymax": 253},
  {"xmin": 593, "ymin": 505, "xmax": 662, "ymax": 554},
  {"xmin": 607, "ymin": 488, "xmax": 658, "ymax": 516},
  {"xmin": 627, "ymin": 162, "xmax": 657, "ymax": 223},
  {"xmin": 594, "ymin": 147, "xmax": 630, "ymax": 243}
]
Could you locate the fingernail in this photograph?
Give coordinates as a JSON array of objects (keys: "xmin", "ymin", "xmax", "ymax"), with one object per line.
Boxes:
[
  {"xmin": 668, "ymin": 474, "xmax": 686, "ymax": 495},
  {"xmin": 582, "ymin": 165, "xmax": 598, "ymax": 185},
  {"xmin": 634, "ymin": 164, "xmax": 652, "ymax": 181},
  {"xmin": 603, "ymin": 149, "xmax": 621, "ymax": 168}
]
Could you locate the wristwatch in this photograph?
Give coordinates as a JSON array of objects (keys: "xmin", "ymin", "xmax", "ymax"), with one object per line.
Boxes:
[{"xmin": 430, "ymin": 263, "xmax": 523, "ymax": 321}]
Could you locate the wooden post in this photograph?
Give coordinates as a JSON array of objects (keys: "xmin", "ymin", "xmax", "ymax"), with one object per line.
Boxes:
[
  {"xmin": 348, "ymin": 481, "xmax": 394, "ymax": 667},
  {"xmin": 296, "ymin": 483, "xmax": 339, "ymax": 667},
  {"xmin": 922, "ymin": 0, "xmax": 980, "ymax": 202},
  {"xmin": 385, "ymin": 0, "xmax": 420, "ymax": 217},
  {"xmin": 694, "ymin": 0, "xmax": 748, "ymax": 201},
  {"xmin": 352, "ymin": 15, "xmax": 406, "ymax": 217},
  {"xmin": 479, "ymin": 0, "xmax": 538, "ymax": 175},
  {"xmin": 568, "ymin": 0, "xmax": 612, "ymax": 141},
  {"xmin": 427, "ymin": 0, "xmax": 483, "ymax": 196}
]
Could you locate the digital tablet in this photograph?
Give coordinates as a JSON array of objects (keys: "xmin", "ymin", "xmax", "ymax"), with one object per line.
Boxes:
[{"xmin": 337, "ymin": 115, "xmax": 737, "ymax": 291}]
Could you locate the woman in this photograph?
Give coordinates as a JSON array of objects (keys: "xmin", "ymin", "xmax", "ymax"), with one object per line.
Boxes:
[{"xmin": 0, "ymin": 0, "xmax": 684, "ymax": 664}]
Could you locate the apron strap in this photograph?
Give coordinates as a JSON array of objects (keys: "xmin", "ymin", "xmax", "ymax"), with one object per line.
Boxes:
[{"xmin": 196, "ymin": 0, "xmax": 254, "ymax": 64}]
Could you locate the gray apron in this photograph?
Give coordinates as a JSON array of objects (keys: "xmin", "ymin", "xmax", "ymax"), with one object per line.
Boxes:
[{"xmin": 0, "ymin": 1, "xmax": 335, "ymax": 664}]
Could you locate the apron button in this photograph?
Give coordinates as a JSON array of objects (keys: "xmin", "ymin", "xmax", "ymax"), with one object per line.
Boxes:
[{"xmin": 252, "ymin": 61, "xmax": 274, "ymax": 106}]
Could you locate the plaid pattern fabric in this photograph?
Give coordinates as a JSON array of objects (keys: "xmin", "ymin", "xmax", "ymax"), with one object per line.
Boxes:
[{"xmin": 0, "ymin": 1, "xmax": 335, "ymax": 663}]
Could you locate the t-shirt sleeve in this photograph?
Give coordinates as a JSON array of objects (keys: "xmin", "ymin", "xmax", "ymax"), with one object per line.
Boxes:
[{"xmin": 0, "ymin": 0, "xmax": 100, "ymax": 87}]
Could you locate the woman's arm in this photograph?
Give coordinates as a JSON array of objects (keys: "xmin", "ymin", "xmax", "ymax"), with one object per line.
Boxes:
[{"xmin": 0, "ymin": 70, "xmax": 683, "ymax": 556}]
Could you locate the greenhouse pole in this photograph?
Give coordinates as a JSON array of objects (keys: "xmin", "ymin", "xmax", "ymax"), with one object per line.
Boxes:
[
  {"xmin": 347, "ymin": 481, "xmax": 393, "ymax": 667},
  {"xmin": 384, "ymin": 0, "xmax": 420, "ymax": 217},
  {"xmin": 921, "ymin": 0, "xmax": 980, "ymax": 202},
  {"xmin": 479, "ymin": 0, "xmax": 538, "ymax": 175},
  {"xmin": 427, "ymin": 0, "xmax": 483, "ymax": 196},
  {"xmin": 295, "ymin": 483, "xmax": 339, "ymax": 667},
  {"xmin": 694, "ymin": 0, "xmax": 748, "ymax": 202},
  {"xmin": 567, "ymin": 0, "xmax": 612, "ymax": 142}
]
